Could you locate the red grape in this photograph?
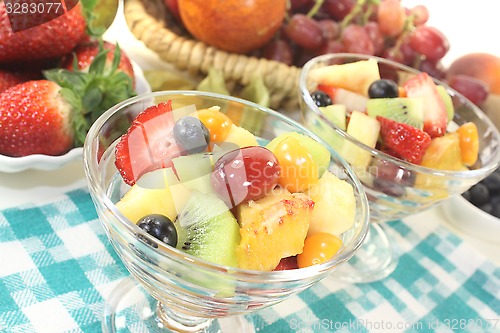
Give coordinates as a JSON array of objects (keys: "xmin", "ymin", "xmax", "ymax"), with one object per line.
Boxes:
[
  {"xmin": 289, "ymin": 0, "xmax": 313, "ymax": 11},
  {"xmin": 409, "ymin": 26, "xmax": 449, "ymax": 61},
  {"xmin": 341, "ymin": 24, "xmax": 374, "ymax": 55},
  {"xmin": 382, "ymin": 47, "xmax": 404, "ymax": 64},
  {"xmin": 410, "ymin": 5, "xmax": 429, "ymax": 25},
  {"xmin": 315, "ymin": 39, "xmax": 345, "ymax": 56},
  {"xmin": 400, "ymin": 38, "xmax": 418, "ymax": 66},
  {"xmin": 418, "ymin": 59, "xmax": 446, "ymax": 80},
  {"xmin": 323, "ymin": 0, "xmax": 356, "ymax": 21},
  {"xmin": 318, "ymin": 19, "xmax": 341, "ymax": 40},
  {"xmin": 377, "ymin": 0, "xmax": 406, "ymax": 37},
  {"xmin": 284, "ymin": 14, "xmax": 323, "ymax": 50},
  {"xmin": 448, "ymin": 74, "xmax": 489, "ymax": 106},
  {"xmin": 211, "ymin": 146, "xmax": 280, "ymax": 207},
  {"xmin": 261, "ymin": 39, "xmax": 294, "ymax": 65},
  {"xmin": 364, "ymin": 21, "xmax": 384, "ymax": 55}
]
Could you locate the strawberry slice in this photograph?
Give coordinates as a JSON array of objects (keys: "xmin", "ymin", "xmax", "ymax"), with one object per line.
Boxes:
[
  {"xmin": 317, "ymin": 83, "xmax": 338, "ymax": 100},
  {"xmin": 115, "ymin": 101, "xmax": 182, "ymax": 185},
  {"xmin": 377, "ymin": 116, "xmax": 432, "ymax": 164},
  {"xmin": 403, "ymin": 72, "xmax": 447, "ymax": 138}
]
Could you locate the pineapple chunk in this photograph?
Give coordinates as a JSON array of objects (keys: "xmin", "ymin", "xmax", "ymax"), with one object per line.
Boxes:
[
  {"xmin": 305, "ymin": 171, "xmax": 356, "ymax": 236},
  {"xmin": 236, "ymin": 189, "xmax": 313, "ymax": 271},
  {"xmin": 309, "ymin": 59, "xmax": 380, "ymax": 96},
  {"xmin": 223, "ymin": 124, "xmax": 259, "ymax": 147}
]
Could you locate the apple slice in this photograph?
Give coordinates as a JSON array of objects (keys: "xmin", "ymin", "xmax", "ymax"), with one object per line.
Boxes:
[{"xmin": 332, "ymin": 88, "xmax": 369, "ymax": 114}]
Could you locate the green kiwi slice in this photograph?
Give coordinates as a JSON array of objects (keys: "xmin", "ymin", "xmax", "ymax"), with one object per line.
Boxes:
[
  {"xmin": 366, "ymin": 97, "xmax": 424, "ymax": 129},
  {"xmin": 175, "ymin": 191, "xmax": 240, "ymax": 267}
]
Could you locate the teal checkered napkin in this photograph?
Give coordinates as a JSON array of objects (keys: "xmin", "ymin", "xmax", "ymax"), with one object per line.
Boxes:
[
  {"xmin": 1, "ymin": 189, "xmax": 499, "ymax": 333},
  {"xmin": 250, "ymin": 221, "xmax": 500, "ymax": 333},
  {"xmin": 0, "ymin": 189, "xmax": 129, "ymax": 333}
]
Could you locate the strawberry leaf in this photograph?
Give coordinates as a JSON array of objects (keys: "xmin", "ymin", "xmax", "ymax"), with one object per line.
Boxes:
[
  {"xmin": 43, "ymin": 42, "xmax": 136, "ymax": 147},
  {"xmin": 60, "ymin": 88, "xmax": 87, "ymax": 146}
]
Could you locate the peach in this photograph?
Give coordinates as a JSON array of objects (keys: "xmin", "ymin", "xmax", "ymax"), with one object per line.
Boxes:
[
  {"xmin": 447, "ymin": 53, "xmax": 500, "ymax": 94},
  {"xmin": 178, "ymin": 0, "xmax": 286, "ymax": 54}
]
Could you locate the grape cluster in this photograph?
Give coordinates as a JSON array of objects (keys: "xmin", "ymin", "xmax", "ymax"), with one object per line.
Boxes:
[
  {"xmin": 261, "ymin": 0, "xmax": 489, "ymax": 106},
  {"xmin": 260, "ymin": 0, "xmax": 446, "ymax": 72}
]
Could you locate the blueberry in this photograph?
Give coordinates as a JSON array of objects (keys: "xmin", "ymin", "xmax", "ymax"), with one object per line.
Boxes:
[
  {"xmin": 479, "ymin": 203, "xmax": 493, "ymax": 214},
  {"xmin": 468, "ymin": 183, "xmax": 489, "ymax": 207},
  {"xmin": 491, "ymin": 201, "xmax": 500, "ymax": 218},
  {"xmin": 310, "ymin": 90, "xmax": 332, "ymax": 107},
  {"xmin": 138, "ymin": 214, "xmax": 178, "ymax": 247},
  {"xmin": 482, "ymin": 171, "xmax": 500, "ymax": 193},
  {"xmin": 461, "ymin": 190, "xmax": 471, "ymax": 201},
  {"xmin": 368, "ymin": 79, "xmax": 399, "ymax": 99},
  {"xmin": 173, "ymin": 116, "xmax": 210, "ymax": 154}
]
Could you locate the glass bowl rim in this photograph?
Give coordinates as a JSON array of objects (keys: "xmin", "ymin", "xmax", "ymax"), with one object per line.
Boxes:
[
  {"xmin": 299, "ymin": 53, "xmax": 500, "ymax": 179},
  {"xmin": 83, "ymin": 90, "xmax": 370, "ymax": 282}
]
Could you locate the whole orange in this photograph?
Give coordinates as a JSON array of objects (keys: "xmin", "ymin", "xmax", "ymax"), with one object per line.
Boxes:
[{"xmin": 178, "ymin": 0, "xmax": 287, "ymax": 54}]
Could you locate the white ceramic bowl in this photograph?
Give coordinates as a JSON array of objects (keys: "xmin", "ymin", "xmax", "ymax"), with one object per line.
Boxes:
[
  {"xmin": 0, "ymin": 63, "xmax": 151, "ymax": 173},
  {"xmin": 441, "ymin": 194, "xmax": 500, "ymax": 243}
]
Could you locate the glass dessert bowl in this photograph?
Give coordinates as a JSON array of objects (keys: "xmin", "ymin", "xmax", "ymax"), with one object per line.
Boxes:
[
  {"xmin": 299, "ymin": 53, "xmax": 500, "ymax": 283},
  {"xmin": 83, "ymin": 91, "xmax": 370, "ymax": 332}
]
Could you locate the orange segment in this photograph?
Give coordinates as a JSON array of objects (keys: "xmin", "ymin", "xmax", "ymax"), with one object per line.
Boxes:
[{"xmin": 456, "ymin": 122, "xmax": 479, "ymax": 166}]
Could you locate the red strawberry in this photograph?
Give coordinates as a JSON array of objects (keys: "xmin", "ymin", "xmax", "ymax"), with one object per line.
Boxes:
[
  {"xmin": 0, "ymin": 49, "xmax": 136, "ymax": 158},
  {"xmin": 0, "ymin": 81, "xmax": 75, "ymax": 156},
  {"xmin": 0, "ymin": 69, "xmax": 41, "ymax": 93},
  {"xmin": 403, "ymin": 72, "xmax": 447, "ymax": 138},
  {"xmin": 115, "ymin": 101, "xmax": 182, "ymax": 186},
  {"xmin": 0, "ymin": 2, "xmax": 86, "ymax": 63},
  {"xmin": 62, "ymin": 40, "xmax": 135, "ymax": 83},
  {"xmin": 377, "ymin": 116, "xmax": 432, "ymax": 164}
]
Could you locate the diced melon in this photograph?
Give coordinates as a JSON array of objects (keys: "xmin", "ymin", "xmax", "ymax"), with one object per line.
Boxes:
[
  {"xmin": 304, "ymin": 113, "xmax": 345, "ymax": 153},
  {"xmin": 340, "ymin": 111, "xmax": 380, "ymax": 170},
  {"xmin": 172, "ymin": 154, "xmax": 215, "ymax": 194},
  {"xmin": 309, "ymin": 59, "xmax": 380, "ymax": 96},
  {"xmin": 305, "ymin": 171, "xmax": 356, "ymax": 236},
  {"xmin": 117, "ymin": 168, "xmax": 191, "ymax": 223},
  {"xmin": 319, "ymin": 104, "xmax": 346, "ymax": 131}
]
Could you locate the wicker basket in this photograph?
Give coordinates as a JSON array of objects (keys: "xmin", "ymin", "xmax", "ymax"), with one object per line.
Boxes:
[{"xmin": 123, "ymin": 0, "xmax": 301, "ymax": 109}]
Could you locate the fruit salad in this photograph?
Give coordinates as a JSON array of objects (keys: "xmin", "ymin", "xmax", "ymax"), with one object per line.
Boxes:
[
  {"xmin": 306, "ymin": 58, "xmax": 479, "ymax": 172},
  {"xmin": 112, "ymin": 100, "xmax": 357, "ymax": 271}
]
